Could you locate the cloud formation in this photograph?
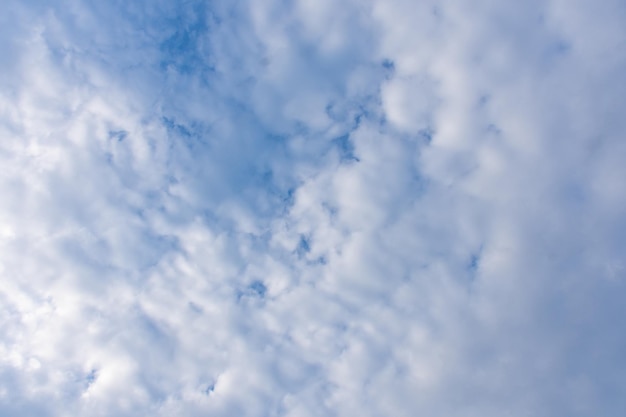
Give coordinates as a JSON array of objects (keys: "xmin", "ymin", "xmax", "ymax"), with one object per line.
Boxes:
[{"xmin": 1, "ymin": 0, "xmax": 625, "ymax": 416}]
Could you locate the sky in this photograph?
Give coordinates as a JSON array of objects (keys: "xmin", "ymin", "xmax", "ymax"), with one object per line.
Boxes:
[{"xmin": 1, "ymin": 0, "xmax": 626, "ymax": 416}]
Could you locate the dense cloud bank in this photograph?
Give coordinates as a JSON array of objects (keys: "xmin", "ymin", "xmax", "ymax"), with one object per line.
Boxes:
[{"xmin": 1, "ymin": 0, "xmax": 625, "ymax": 416}]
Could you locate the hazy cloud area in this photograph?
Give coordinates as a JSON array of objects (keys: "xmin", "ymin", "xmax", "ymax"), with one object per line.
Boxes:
[{"xmin": 1, "ymin": 0, "xmax": 625, "ymax": 416}]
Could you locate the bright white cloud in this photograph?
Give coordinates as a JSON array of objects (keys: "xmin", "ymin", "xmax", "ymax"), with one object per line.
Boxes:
[{"xmin": 1, "ymin": 0, "xmax": 626, "ymax": 416}]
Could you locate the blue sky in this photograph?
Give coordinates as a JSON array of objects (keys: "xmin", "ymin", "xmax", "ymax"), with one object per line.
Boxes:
[{"xmin": 1, "ymin": 0, "xmax": 626, "ymax": 416}]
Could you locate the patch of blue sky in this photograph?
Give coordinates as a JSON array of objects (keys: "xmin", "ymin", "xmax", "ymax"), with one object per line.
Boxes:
[
  {"xmin": 236, "ymin": 280, "xmax": 268, "ymax": 302},
  {"xmin": 158, "ymin": 4, "xmax": 216, "ymax": 75},
  {"xmin": 331, "ymin": 134, "xmax": 359, "ymax": 163}
]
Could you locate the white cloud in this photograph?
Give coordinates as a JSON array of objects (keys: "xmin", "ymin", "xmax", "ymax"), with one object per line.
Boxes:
[{"xmin": 1, "ymin": 0, "xmax": 626, "ymax": 416}]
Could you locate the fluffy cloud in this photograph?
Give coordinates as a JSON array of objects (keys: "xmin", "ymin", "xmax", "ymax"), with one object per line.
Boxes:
[{"xmin": 1, "ymin": 0, "xmax": 625, "ymax": 416}]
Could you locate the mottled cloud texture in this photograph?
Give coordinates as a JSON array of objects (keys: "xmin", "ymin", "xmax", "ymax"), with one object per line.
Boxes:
[{"xmin": 1, "ymin": 0, "xmax": 626, "ymax": 416}]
